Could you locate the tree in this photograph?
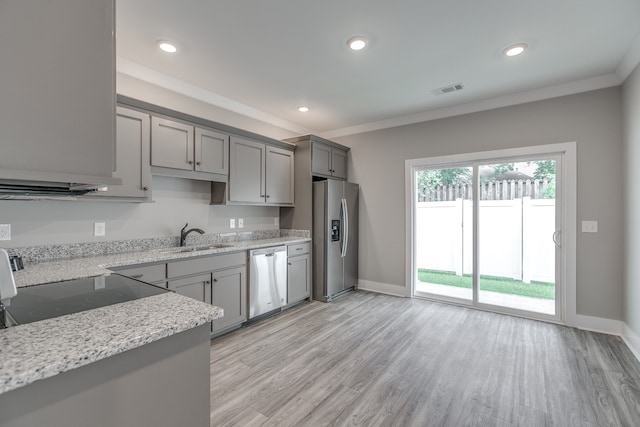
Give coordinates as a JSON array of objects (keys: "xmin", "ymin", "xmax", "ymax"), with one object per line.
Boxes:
[
  {"xmin": 417, "ymin": 168, "xmax": 471, "ymax": 189},
  {"xmin": 533, "ymin": 160, "xmax": 555, "ymax": 179}
]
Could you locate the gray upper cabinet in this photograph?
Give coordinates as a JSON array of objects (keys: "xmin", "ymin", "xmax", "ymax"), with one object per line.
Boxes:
[
  {"xmin": 93, "ymin": 107, "xmax": 151, "ymax": 201},
  {"xmin": 229, "ymin": 137, "xmax": 265, "ymax": 204},
  {"xmin": 151, "ymin": 116, "xmax": 229, "ymax": 182},
  {"xmin": 330, "ymin": 148, "xmax": 348, "ymax": 180},
  {"xmin": 311, "ymin": 142, "xmax": 348, "ymax": 180},
  {"xmin": 266, "ymin": 146, "xmax": 295, "ymax": 205},
  {"xmin": 229, "ymin": 137, "xmax": 294, "ymax": 206},
  {"xmin": 0, "ymin": 0, "xmax": 118, "ymax": 187},
  {"xmin": 195, "ymin": 128, "xmax": 229, "ymax": 175},
  {"xmin": 151, "ymin": 117, "xmax": 195, "ymax": 171}
]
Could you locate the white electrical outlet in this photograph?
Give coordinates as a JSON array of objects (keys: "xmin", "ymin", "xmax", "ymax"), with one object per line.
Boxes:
[
  {"xmin": 94, "ymin": 222, "xmax": 106, "ymax": 237},
  {"xmin": 238, "ymin": 218, "xmax": 244, "ymax": 228},
  {"xmin": 230, "ymin": 218, "xmax": 236, "ymax": 229},
  {"xmin": 581, "ymin": 220, "xmax": 598, "ymax": 233},
  {"xmin": 0, "ymin": 224, "xmax": 11, "ymax": 241}
]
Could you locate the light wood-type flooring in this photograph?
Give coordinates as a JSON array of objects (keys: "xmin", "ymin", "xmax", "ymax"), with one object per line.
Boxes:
[{"xmin": 210, "ymin": 291, "xmax": 640, "ymax": 426}]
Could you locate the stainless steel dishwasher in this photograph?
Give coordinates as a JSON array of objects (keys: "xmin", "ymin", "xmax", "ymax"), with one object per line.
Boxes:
[{"xmin": 249, "ymin": 246, "xmax": 287, "ymax": 319}]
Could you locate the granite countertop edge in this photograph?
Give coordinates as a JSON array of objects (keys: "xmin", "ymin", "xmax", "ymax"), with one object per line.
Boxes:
[
  {"xmin": 0, "ymin": 235, "xmax": 309, "ymax": 395},
  {"xmin": 0, "ymin": 292, "xmax": 223, "ymax": 395}
]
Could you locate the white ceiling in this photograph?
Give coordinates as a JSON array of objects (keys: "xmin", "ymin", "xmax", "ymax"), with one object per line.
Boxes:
[{"xmin": 116, "ymin": 0, "xmax": 640, "ymax": 138}]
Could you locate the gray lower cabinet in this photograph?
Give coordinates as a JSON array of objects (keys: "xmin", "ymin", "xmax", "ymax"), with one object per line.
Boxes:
[
  {"xmin": 287, "ymin": 243, "xmax": 311, "ymax": 304},
  {"xmin": 110, "ymin": 262, "xmax": 166, "ymax": 286},
  {"xmin": 229, "ymin": 136, "xmax": 294, "ymax": 206},
  {"xmin": 166, "ymin": 252, "xmax": 247, "ymax": 335},
  {"xmin": 168, "ymin": 274, "xmax": 212, "ymax": 304},
  {"xmin": 92, "ymin": 107, "xmax": 152, "ymax": 201},
  {"xmin": 311, "ymin": 141, "xmax": 347, "ymax": 180},
  {"xmin": 212, "ymin": 266, "xmax": 247, "ymax": 333},
  {"xmin": 111, "ymin": 251, "xmax": 249, "ymax": 336}
]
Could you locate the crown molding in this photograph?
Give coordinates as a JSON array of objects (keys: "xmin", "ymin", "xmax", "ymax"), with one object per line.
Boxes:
[
  {"xmin": 617, "ymin": 33, "xmax": 640, "ymax": 82},
  {"xmin": 319, "ymin": 73, "xmax": 622, "ymax": 139}
]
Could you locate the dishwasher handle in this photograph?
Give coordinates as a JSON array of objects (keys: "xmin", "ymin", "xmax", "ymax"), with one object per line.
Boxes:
[{"xmin": 250, "ymin": 246, "xmax": 287, "ymax": 257}]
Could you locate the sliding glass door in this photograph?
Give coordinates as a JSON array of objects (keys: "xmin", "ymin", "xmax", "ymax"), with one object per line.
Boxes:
[{"xmin": 411, "ymin": 151, "xmax": 563, "ymax": 322}]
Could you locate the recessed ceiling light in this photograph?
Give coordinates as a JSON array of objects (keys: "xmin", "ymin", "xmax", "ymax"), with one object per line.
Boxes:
[
  {"xmin": 158, "ymin": 41, "xmax": 177, "ymax": 53},
  {"xmin": 504, "ymin": 43, "xmax": 527, "ymax": 57},
  {"xmin": 298, "ymin": 106, "xmax": 310, "ymax": 113},
  {"xmin": 347, "ymin": 36, "xmax": 367, "ymax": 51}
]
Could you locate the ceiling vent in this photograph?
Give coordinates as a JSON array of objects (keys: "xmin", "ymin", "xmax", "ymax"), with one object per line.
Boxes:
[{"xmin": 431, "ymin": 83, "xmax": 465, "ymax": 96}]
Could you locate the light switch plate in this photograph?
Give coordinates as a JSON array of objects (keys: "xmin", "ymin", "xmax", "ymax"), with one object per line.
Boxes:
[
  {"xmin": 274, "ymin": 217, "xmax": 279, "ymax": 226},
  {"xmin": 0, "ymin": 224, "xmax": 10, "ymax": 241},
  {"xmin": 238, "ymin": 218, "xmax": 244, "ymax": 228},
  {"xmin": 581, "ymin": 220, "xmax": 598, "ymax": 233},
  {"xmin": 93, "ymin": 222, "xmax": 106, "ymax": 237},
  {"xmin": 230, "ymin": 218, "xmax": 236, "ymax": 229}
]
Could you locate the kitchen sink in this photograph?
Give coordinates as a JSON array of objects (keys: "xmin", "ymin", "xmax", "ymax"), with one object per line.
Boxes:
[{"xmin": 161, "ymin": 244, "xmax": 233, "ymax": 253}]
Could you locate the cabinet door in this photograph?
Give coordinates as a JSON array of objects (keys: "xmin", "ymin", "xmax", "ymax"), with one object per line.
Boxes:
[
  {"xmin": 265, "ymin": 146, "xmax": 294, "ymax": 205},
  {"xmin": 229, "ymin": 137, "xmax": 265, "ymax": 203},
  {"xmin": 287, "ymin": 254, "xmax": 311, "ymax": 304},
  {"xmin": 212, "ymin": 266, "xmax": 247, "ymax": 333},
  {"xmin": 151, "ymin": 117, "xmax": 194, "ymax": 171},
  {"xmin": 195, "ymin": 127, "xmax": 229, "ymax": 175},
  {"xmin": 168, "ymin": 273, "xmax": 212, "ymax": 304},
  {"xmin": 96, "ymin": 107, "xmax": 151, "ymax": 199},
  {"xmin": 331, "ymin": 148, "xmax": 348, "ymax": 180},
  {"xmin": 311, "ymin": 142, "xmax": 332, "ymax": 177}
]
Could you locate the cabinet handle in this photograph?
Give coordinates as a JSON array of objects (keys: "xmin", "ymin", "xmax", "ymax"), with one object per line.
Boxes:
[
  {"xmin": 196, "ymin": 161, "xmax": 201, "ymax": 165},
  {"xmin": 288, "ymin": 262, "xmax": 292, "ymax": 265},
  {"xmin": 143, "ymin": 186, "xmax": 149, "ymax": 191},
  {"xmin": 205, "ymin": 280, "xmax": 211, "ymax": 285},
  {"xmin": 266, "ymin": 195, "xmax": 270, "ymax": 198},
  {"xmin": 296, "ymin": 248, "xmax": 302, "ymax": 251},
  {"xmin": 188, "ymin": 160, "xmax": 193, "ymax": 165},
  {"xmin": 130, "ymin": 274, "xmax": 143, "ymax": 279},
  {"xmin": 213, "ymin": 278, "xmax": 218, "ymax": 282}
]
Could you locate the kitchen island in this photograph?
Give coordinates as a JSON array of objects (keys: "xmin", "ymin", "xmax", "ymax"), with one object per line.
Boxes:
[{"xmin": 0, "ymin": 231, "xmax": 310, "ymax": 427}]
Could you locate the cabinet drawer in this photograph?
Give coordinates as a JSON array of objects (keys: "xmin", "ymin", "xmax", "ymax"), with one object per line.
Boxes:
[
  {"xmin": 167, "ymin": 252, "xmax": 246, "ymax": 279},
  {"xmin": 288, "ymin": 242, "xmax": 310, "ymax": 257},
  {"xmin": 112, "ymin": 263, "xmax": 166, "ymax": 284}
]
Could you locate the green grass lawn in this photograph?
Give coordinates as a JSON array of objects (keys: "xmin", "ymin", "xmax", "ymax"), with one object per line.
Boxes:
[{"xmin": 418, "ymin": 269, "xmax": 555, "ymax": 300}]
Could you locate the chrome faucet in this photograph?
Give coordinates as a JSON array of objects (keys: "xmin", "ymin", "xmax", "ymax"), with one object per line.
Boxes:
[{"xmin": 180, "ymin": 223, "xmax": 205, "ymax": 247}]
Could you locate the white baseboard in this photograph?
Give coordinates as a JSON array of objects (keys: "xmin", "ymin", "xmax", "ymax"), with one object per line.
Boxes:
[
  {"xmin": 622, "ymin": 323, "xmax": 640, "ymax": 363},
  {"xmin": 571, "ymin": 314, "xmax": 623, "ymax": 335},
  {"xmin": 358, "ymin": 280, "xmax": 409, "ymax": 297}
]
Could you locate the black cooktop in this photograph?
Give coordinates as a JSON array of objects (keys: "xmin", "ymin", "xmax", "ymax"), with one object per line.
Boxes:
[{"xmin": 2, "ymin": 274, "xmax": 169, "ymax": 327}]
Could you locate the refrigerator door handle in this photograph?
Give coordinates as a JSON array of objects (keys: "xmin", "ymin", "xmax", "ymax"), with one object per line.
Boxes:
[{"xmin": 341, "ymin": 198, "xmax": 349, "ymax": 258}]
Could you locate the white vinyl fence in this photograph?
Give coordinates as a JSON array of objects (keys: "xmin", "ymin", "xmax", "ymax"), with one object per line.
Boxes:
[{"xmin": 416, "ymin": 197, "xmax": 555, "ymax": 283}]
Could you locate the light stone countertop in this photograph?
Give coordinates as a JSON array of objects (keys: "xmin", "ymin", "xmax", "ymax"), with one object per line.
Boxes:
[
  {"xmin": 13, "ymin": 236, "xmax": 311, "ymax": 288},
  {"xmin": 0, "ymin": 235, "xmax": 310, "ymax": 395}
]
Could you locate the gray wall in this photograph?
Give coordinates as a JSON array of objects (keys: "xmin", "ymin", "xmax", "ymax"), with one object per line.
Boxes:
[
  {"xmin": 623, "ymin": 64, "xmax": 640, "ymax": 335},
  {"xmin": 336, "ymin": 87, "xmax": 624, "ymax": 321},
  {"xmin": 0, "ymin": 76, "xmax": 299, "ymax": 249}
]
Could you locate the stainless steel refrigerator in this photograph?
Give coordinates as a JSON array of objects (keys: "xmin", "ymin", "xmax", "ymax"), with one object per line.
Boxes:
[{"xmin": 313, "ymin": 180, "xmax": 358, "ymax": 302}]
